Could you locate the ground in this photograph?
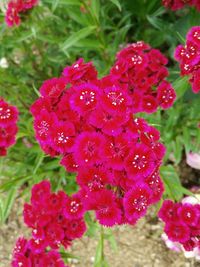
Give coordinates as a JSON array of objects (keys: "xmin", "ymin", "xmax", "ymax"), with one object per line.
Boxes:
[
  {"xmin": 1, "ymin": 160, "xmax": 200, "ymax": 267},
  {"xmin": 1, "ymin": 199, "xmax": 200, "ymax": 267}
]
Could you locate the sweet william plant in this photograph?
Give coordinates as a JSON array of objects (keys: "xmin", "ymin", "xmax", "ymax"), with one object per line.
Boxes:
[{"xmin": 0, "ymin": 0, "xmax": 200, "ymax": 266}]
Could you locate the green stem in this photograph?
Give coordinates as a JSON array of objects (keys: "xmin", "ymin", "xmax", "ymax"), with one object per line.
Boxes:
[{"xmin": 100, "ymin": 225, "xmax": 104, "ymax": 262}]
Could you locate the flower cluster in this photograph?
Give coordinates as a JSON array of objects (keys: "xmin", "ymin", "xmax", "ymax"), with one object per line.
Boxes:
[
  {"xmin": 158, "ymin": 198, "xmax": 200, "ymax": 255},
  {"xmin": 5, "ymin": 0, "xmax": 38, "ymax": 27},
  {"xmin": 162, "ymin": 0, "xmax": 200, "ymax": 11},
  {"xmin": 0, "ymin": 98, "xmax": 18, "ymax": 156},
  {"xmin": 110, "ymin": 41, "xmax": 176, "ymax": 113},
  {"xmin": 175, "ymin": 26, "xmax": 200, "ymax": 93},
  {"xmin": 12, "ymin": 180, "xmax": 86, "ymax": 267},
  {"xmin": 12, "ymin": 237, "xmax": 69, "ymax": 267},
  {"xmin": 30, "ymin": 48, "xmax": 169, "ymax": 227}
]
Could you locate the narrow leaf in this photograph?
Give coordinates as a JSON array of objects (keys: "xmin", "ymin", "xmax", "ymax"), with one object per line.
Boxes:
[
  {"xmin": 60, "ymin": 26, "xmax": 96, "ymax": 51},
  {"xmin": 109, "ymin": 0, "xmax": 121, "ymax": 11}
]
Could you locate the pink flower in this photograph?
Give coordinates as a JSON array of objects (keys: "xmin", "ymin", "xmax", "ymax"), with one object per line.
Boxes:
[
  {"xmin": 0, "ymin": 99, "xmax": 18, "ymax": 127},
  {"xmin": 178, "ymin": 204, "xmax": 199, "ymax": 226},
  {"xmin": 5, "ymin": 1, "xmax": 22, "ymax": 27},
  {"xmin": 191, "ymin": 69, "xmax": 200, "ymax": 93},
  {"xmin": 65, "ymin": 219, "xmax": 86, "ymax": 239},
  {"xmin": 100, "ymin": 85, "xmax": 131, "ymax": 114},
  {"xmin": 86, "ymin": 189, "xmax": 121, "ymax": 226},
  {"xmin": 187, "ymin": 26, "xmax": 200, "ymax": 47},
  {"xmin": 186, "ymin": 152, "xmax": 200, "ymax": 170},
  {"xmin": 23, "ymin": 203, "xmax": 37, "ymax": 228},
  {"xmin": 73, "ymin": 132, "xmax": 105, "ymax": 165},
  {"xmin": 162, "ymin": 0, "xmax": 189, "ymax": 10},
  {"xmin": 142, "ymin": 95, "xmax": 158, "ymax": 113},
  {"xmin": 174, "ymin": 26, "xmax": 200, "ymax": 93},
  {"xmin": 12, "ymin": 237, "xmax": 28, "ymax": 256},
  {"xmin": 157, "ymin": 81, "xmax": 176, "ymax": 109},
  {"xmin": 145, "ymin": 171, "xmax": 164, "ymax": 204},
  {"xmin": 165, "ymin": 223, "xmax": 190, "ymax": 243},
  {"xmin": 0, "ymin": 99, "xmax": 18, "ymax": 156},
  {"xmin": 64, "ymin": 194, "xmax": 85, "ymax": 220},
  {"xmin": 50, "ymin": 121, "xmax": 75, "ymax": 154},
  {"xmin": 31, "ymin": 180, "xmax": 51, "ymax": 207},
  {"xmin": 162, "ymin": 233, "xmax": 182, "ymax": 252},
  {"xmin": 28, "ymin": 238, "xmax": 47, "ymax": 253},
  {"xmin": 89, "ymin": 106, "xmax": 128, "ymax": 136},
  {"xmin": 33, "ymin": 110, "xmax": 55, "ymax": 144},
  {"xmin": 5, "ymin": 0, "xmax": 39, "ymax": 27},
  {"xmin": 103, "ymin": 135, "xmax": 130, "ymax": 170},
  {"xmin": 45, "ymin": 223, "xmax": 65, "ymax": 248},
  {"xmin": 125, "ymin": 143, "xmax": 156, "ymax": 179},
  {"xmin": 22, "ymin": 0, "xmax": 38, "ymax": 10},
  {"xmin": 39, "ymin": 77, "xmax": 67, "ymax": 99},
  {"xmin": 12, "ymin": 254, "xmax": 31, "ymax": 267},
  {"xmin": 30, "ymin": 97, "xmax": 52, "ymax": 116},
  {"xmin": 123, "ymin": 183, "xmax": 152, "ymax": 221},
  {"xmin": 60, "ymin": 153, "xmax": 78, "ymax": 172},
  {"xmin": 62, "ymin": 58, "xmax": 97, "ymax": 84},
  {"xmin": 76, "ymin": 166, "xmax": 110, "ymax": 192},
  {"xmin": 42, "ymin": 250, "xmax": 67, "ymax": 267},
  {"xmin": 158, "ymin": 200, "xmax": 180, "ymax": 223},
  {"xmin": 69, "ymin": 83, "xmax": 98, "ymax": 115}
]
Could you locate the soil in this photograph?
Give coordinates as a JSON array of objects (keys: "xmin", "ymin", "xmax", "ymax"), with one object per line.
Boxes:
[
  {"xmin": 0, "ymin": 162, "xmax": 200, "ymax": 267},
  {"xmin": 0, "ymin": 199, "xmax": 200, "ymax": 267}
]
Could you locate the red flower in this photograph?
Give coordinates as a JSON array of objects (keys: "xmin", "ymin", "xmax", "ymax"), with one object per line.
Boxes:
[
  {"xmin": 142, "ymin": 95, "xmax": 158, "ymax": 114},
  {"xmin": 178, "ymin": 203, "xmax": 200, "ymax": 226},
  {"xmin": 39, "ymin": 77, "xmax": 66, "ymax": 99},
  {"xmin": 45, "ymin": 223, "xmax": 65, "ymax": 248},
  {"xmin": 31, "ymin": 180, "xmax": 51, "ymax": 207},
  {"xmin": 86, "ymin": 189, "xmax": 121, "ymax": 226},
  {"xmin": 157, "ymin": 80, "xmax": 176, "ymax": 109},
  {"xmin": 145, "ymin": 171, "xmax": 164, "ymax": 204},
  {"xmin": 89, "ymin": 106, "xmax": 128, "ymax": 136},
  {"xmin": 158, "ymin": 200, "xmax": 180, "ymax": 223},
  {"xmin": 100, "ymin": 85, "xmax": 132, "ymax": 114},
  {"xmin": 33, "ymin": 110, "xmax": 55, "ymax": 144},
  {"xmin": 69, "ymin": 83, "xmax": 98, "ymax": 115},
  {"xmin": 73, "ymin": 132, "xmax": 105, "ymax": 165},
  {"xmin": 125, "ymin": 143, "xmax": 156, "ymax": 179},
  {"xmin": 0, "ymin": 99, "xmax": 18, "ymax": 127},
  {"xmin": 103, "ymin": 135, "xmax": 130, "ymax": 170},
  {"xmin": 50, "ymin": 121, "xmax": 75, "ymax": 154},
  {"xmin": 123, "ymin": 183, "xmax": 152, "ymax": 221},
  {"xmin": 165, "ymin": 223, "xmax": 190, "ymax": 243},
  {"xmin": 76, "ymin": 166, "xmax": 110, "ymax": 192},
  {"xmin": 5, "ymin": 1, "xmax": 22, "ymax": 27},
  {"xmin": 62, "ymin": 58, "xmax": 97, "ymax": 84},
  {"xmin": 60, "ymin": 153, "xmax": 78, "ymax": 172},
  {"xmin": 65, "ymin": 219, "xmax": 86, "ymax": 239},
  {"xmin": 64, "ymin": 194, "xmax": 85, "ymax": 220}
]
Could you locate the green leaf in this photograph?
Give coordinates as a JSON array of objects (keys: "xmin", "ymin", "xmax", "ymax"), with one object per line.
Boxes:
[
  {"xmin": 91, "ymin": 0, "xmax": 100, "ymax": 22},
  {"xmin": 161, "ymin": 165, "xmax": 183, "ymax": 201},
  {"xmin": 0, "ymin": 188, "xmax": 17, "ymax": 223},
  {"xmin": 109, "ymin": 0, "xmax": 122, "ymax": 11},
  {"xmin": 94, "ymin": 237, "xmax": 103, "ymax": 267},
  {"xmin": 66, "ymin": 7, "xmax": 90, "ymax": 25},
  {"xmin": 104, "ymin": 229, "xmax": 118, "ymax": 252},
  {"xmin": 172, "ymin": 136, "xmax": 183, "ymax": 165},
  {"xmin": 51, "ymin": 0, "xmax": 60, "ymax": 12},
  {"xmin": 173, "ymin": 76, "xmax": 189, "ymax": 99},
  {"xmin": 43, "ymin": 0, "xmax": 81, "ymax": 6},
  {"xmin": 160, "ymin": 165, "xmax": 193, "ymax": 201},
  {"xmin": 60, "ymin": 26, "xmax": 96, "ymax": 51},
  {"xmin": 146, "ymin": 15, "xmax": 165, "ymax": 30}
]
